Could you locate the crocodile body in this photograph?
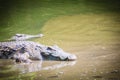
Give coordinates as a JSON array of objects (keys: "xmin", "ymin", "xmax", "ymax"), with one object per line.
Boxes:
[
  {"xmin": 0, "ymin": 41, "xmax": 77, "ymax": 63},
  {"xmin": 9, "ymin": 33, "xmax": 44, "ymax": 41}
]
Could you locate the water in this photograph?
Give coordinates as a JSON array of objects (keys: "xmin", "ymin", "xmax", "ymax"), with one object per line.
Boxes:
[
  {"xmin": 0, "ymin": 14, "xmax": 120, "ymax": 80},
  {"xmin": 0, "ymin": 60, "xmax": 76, "ymax": 80},
  {"xmin": 0, "ymin": 0, "xmax": 120, "ymax": 79}
]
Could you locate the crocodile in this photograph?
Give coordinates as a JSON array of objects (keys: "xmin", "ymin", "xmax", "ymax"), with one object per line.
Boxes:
[
  {"xmin": 0, "ymin": 34, "xmax": 77, "ymax": 63},
  {"xmin": 9, "ymin": 33, "xmax": 44, "ymax": 41}
]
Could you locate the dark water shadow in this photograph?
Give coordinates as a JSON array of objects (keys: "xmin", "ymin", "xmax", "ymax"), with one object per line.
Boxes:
[{"xmin": 0, "ymin": 0, "xmax": 120, "ymax": 41}]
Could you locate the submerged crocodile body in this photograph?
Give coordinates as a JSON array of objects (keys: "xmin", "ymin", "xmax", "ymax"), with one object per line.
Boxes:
[
  {"xmin": 0, "ymin": 38, "xmax": 77, "ymax": 63},
  {"xmin": 9, "ymin": 33, "xmax": 44, "ymax": 41}
]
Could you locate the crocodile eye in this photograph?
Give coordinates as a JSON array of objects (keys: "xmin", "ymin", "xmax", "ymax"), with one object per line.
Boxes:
[
  {"xmin": 47, "ymin": 47, "xmax": 52, "ymax": 50},
  {"xmin": 35, "ymin": 48, "xmax": 37, "ymax": 50}
]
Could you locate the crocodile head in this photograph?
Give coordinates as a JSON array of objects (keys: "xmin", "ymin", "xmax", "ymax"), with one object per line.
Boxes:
[{"xmin": 41, "ymin": 45, "xmax": 77, "ymax": 61}]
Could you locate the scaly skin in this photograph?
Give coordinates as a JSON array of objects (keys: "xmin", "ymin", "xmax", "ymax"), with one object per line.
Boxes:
[{"xmin": 0, "ymin": 41, "xmax": 77, "ymax": 63}]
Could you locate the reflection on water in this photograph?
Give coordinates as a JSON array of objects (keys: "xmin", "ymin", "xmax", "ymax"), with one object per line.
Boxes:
[
  {"xmin": 42, "ymin": 61, "xmax": 76, "ymax": 70},
  {"xmin": 0, "ymin": 59, "xmax": 76, "ymax": 74},
  {"xmin": 13, "ymin": 61, "xmax": 76, "ymax": 73}
]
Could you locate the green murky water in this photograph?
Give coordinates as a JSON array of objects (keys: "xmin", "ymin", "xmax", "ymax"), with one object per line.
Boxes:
[{"xmin": 0, "ymin": 0, "xmax": 120, "ymax": 80}]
